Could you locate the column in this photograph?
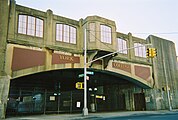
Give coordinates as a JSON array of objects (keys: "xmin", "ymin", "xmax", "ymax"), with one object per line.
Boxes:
[{"xmin": 0, "ymin": 0, "xmax": 11, "ymax": 118}]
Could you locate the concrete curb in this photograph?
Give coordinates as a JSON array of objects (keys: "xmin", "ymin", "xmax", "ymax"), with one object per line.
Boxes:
[{"xmin": 5, "ymin": 110, "xmax": 178, "ymax": 120}]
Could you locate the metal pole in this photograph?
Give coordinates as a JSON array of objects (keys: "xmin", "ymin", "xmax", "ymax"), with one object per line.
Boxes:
[
  {"xmin": 87, "ymin": 44, "xmax": 152, "ymax": 65},
  {"xmin": 83, "ymin": 28, "xmax": 88, "ymax": 116},
  {"xmin": 43, "ymin": 89, "xmax": 47, "ymax": 114}
]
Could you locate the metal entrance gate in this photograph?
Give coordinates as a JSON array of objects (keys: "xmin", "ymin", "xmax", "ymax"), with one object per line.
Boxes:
[
  {"xmin": 44, "ymin": 90, "xmax": 83, "ymax": 114},
  {"xmin": 7, "ymin": 88, "xmax": 84, "ymax": 116}
]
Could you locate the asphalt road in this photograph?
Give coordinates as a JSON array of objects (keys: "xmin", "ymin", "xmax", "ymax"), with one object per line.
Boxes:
[{"xmin": 98, "ymin": 112, "xmax": 178, "ymax": 120}]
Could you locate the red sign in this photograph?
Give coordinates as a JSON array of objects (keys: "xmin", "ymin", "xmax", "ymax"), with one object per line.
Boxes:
[
  {"xmin": 52, "ymin": 53, "xmax": 80, "ymax": 64},
  {"xmin": 12, "ymin": 47, "xmax": 45, "ymax": 71},
  {"xmin": 112, "ymin": 62, "xmax": 131, "ymax": 73}
]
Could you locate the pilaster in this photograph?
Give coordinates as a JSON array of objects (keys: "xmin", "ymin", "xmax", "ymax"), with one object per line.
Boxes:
[
  {"xmin": 0, "ymin": 76, "xmax": 10, "ymax": 119},
  {"xmin": 128, "ymin": 32, "xmax": 134, "ymax": 60}
]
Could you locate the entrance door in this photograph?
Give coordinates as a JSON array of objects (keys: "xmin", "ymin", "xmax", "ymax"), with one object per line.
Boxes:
[
  {"xmin": 134, "ymin": 93, "xmax": 146, "ymax": 111},
  {"xmin": 118, "ymin": 94, "xmax": 126, "ymax": 110}
]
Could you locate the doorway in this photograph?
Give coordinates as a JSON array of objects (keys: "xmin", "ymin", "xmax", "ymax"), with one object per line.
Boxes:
[{"xmin": 134, "ymin": 93, "xmax": 146, "ymax": 111}]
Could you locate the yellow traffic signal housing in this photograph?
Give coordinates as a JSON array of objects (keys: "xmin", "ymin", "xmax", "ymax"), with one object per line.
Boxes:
[
  {"xmin": 146, "ymin": 48, "xmax": 157, "ymax": 58},
  {"xmin": 151, "ymin": 48, "xmax": 157, "ymax": 57},
  {"xmin": 75, "ymin": 82, "xmax": 84, "ymax": 89},
  {"xmin": 146, "ymin": 48, "xmax": 152, "ymax": 58}
]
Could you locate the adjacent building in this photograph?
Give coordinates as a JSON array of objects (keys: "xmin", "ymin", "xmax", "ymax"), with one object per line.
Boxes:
[{"xmin": 0, "ymin": 0, "xmax": 178, "ymax": 118}]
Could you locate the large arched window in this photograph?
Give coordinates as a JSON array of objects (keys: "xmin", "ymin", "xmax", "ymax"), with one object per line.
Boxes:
[
  {"xmin": 100, "ymin": 25, "xmax": 112, "ymax": 44},
  {"xmin": 56, "ymin": 24, "xmax": 77, "ymax": 44},
  {"xmin": 134, "ymin": 43, "xmax": 146, "ymax": 58},
  {"xmin": 18, "ymin": 15, "xmax": 43, "ymax": 37},
  {"xmin": 117, "ymin": 38, "xmax": 127, "ymax": 54}
]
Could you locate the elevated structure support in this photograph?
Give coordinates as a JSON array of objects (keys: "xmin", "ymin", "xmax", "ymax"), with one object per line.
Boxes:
[{"xmin": 0, "ymin": 0, "xmax": 11, "ymax": 119}]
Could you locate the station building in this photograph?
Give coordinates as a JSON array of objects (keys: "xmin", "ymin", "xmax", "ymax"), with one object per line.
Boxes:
[{"xmin": 0, "ymin": 0, "xmax": 178, "ymax": 118}]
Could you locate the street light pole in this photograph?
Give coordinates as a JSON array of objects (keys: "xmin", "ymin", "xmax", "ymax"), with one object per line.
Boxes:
[{"xmin": 83, "ymin": 28, "xmax": 88, "ymax": 116}]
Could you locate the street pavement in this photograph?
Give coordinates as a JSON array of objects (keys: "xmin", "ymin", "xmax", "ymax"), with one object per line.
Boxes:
[{"xmin": 5, "ymin": 110, "xmax": 178, "ymax": 120}]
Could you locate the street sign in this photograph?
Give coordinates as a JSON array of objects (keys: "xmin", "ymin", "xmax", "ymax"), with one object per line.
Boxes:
[
  {"xmin": 78, "ymin": 74, "xmax": 84, "ymax": 78},
  {"xmin": 86, "ymin": 71, "xmax": 94, "ymax": 75},
  {"xmin": 78, "ymin": 71, "xmax": 94, "ymax": 78}
]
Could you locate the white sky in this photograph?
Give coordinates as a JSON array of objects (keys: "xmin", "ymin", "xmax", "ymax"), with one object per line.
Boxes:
[{"xmin": 16, "ymin": 0, "xmax": 178, "ymax": 55}]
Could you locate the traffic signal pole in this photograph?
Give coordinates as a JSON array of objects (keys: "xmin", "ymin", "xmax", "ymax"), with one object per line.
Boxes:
[
  {"xmin": 87, "ymin": 44, "xmax": 152, "ymax": 64},
  {"xmin": 83, "ymin": 28, "xmax": 88, "ymax": 116}
]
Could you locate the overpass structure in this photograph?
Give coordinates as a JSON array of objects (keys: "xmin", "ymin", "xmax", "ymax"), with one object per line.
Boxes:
[{"xmin": 0, "ymin": 0, "xmax": 178, "ymax": 118}]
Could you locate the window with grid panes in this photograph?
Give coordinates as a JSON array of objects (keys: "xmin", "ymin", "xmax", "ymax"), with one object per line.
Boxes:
[
  {"xmin": 18, "ymin": 15, "xmax": 43, "ymax": 37},
  {"xmin": 134, "ymin": 43, "xmax": 146, "ymax": 58},
  {"xmin": 56, "ymin": 24, "xmax": 76, "ymax": 44},
  {"xmin": 100, "ymin": 25, "xmax": 112, "ymax": 44},
  {"xmin": 117, "ymin": 38, "xmax": 128, "ymax": 54}
]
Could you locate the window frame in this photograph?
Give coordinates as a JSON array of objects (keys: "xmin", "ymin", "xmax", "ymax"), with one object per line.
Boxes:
[
  {"xmin": 100, "ymin": 24, "xmax": 112, "ymax": 44},
  {"xmin": 117, "ymin": 38, "xmax": 128, "ymax": 54},
  {"xmin": 18, "ymin": 14, "xmax": 44, "ymax": 38},
  {"xmin": 134, "ymin": 43, "xmax": 146, "ymax": 58},
  {"xmin": 56, "ymin": 23, "xmax": 77, "ymax": 44}
]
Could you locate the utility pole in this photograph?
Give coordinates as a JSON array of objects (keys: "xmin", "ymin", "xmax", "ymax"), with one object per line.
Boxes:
[{"xmin": 83, "ymin": 28, "xmax": 88, "ymax": 116}]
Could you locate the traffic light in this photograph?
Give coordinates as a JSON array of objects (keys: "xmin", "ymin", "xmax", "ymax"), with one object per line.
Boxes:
[
  {"xmin": 75, "ymin": 82, "xmax": 84, "ymax": 89},
  {"xmin": 151, "ymin": 48, "xmax": 157, "ymax": 57},
  {"xmin": 146, "ymin": 48, "xmax": 157, "ymax": 58},
  {"xmin": 146, "ymin": 48, "xmax": 152, "ymax": 58}
]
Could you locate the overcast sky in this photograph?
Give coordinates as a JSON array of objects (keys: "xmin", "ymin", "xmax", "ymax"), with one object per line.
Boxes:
[{"xmin": 16, "ymin": 0, "xmax": 178, "ymax": 55}]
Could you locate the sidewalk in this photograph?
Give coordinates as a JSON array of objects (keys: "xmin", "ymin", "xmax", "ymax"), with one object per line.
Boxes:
[{"xmin": 5, "ymin": 110, "xmax": 178, "ymax": 120}]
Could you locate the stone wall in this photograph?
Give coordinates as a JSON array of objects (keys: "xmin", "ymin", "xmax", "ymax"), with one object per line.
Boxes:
[
  {"xmin": 146, "ymin": 35, "xmax": 178, "ymax": 110},
  {"xmin": 0, "ymin": 0, "xmax": 11, "ymax": 119}
]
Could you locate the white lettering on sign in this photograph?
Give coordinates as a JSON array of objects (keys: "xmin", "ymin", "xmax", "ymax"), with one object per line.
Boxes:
[{"xmin": 59, "ymin": 54, "xmax": 74, "ymax": 61}]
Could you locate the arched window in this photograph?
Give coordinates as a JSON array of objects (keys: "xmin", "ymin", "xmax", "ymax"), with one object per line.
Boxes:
[
  {"xmin": 56, "ymin": 24, "xmax": 77, "ymax": 44},
  {"xmin": 18, "ymin": 15, "xmax": 43, "ymax": 37},
  {"xmin": 100, "ymin": 25, "xmax": 112, "ymax": 44},
  {"xmin": 117, "ymin": 38, "xmax": 127, "ymax": 54},
  {"xmin": 134, "ymin": 43, "xmax": 146, "ymax": 58}
]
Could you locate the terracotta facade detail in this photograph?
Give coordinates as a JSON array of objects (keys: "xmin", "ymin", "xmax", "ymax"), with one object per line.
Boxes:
[
  {"xmin": 112, "ymin": 62, "xmax": 131, "ymax": 73},
  {"xmin": 134, "ymin": 65, "xmax": 151, "ymax": 81},
  {"xmin": 12, "ymin": 47, "xmax": 45, "ymax": 71}
]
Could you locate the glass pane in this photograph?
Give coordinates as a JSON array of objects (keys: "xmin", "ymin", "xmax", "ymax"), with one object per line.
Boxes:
[
  {"xmin": 134, "ymin": 43, "xmax": 146, "ymax": 57},
  {"xmin": 122, "ymin": 40, "xmax": 127, "ymax": 54},
  {"xmin": 18, "ymin": 15, "xmax": 27, "ymax": 34},
  {"xmin": 63, "ymin": 25, "xmax": 69, "ymax": 43},
  {"xmin": 134, "ymin": 43, "xmax": 139, "ymax": 56},
  {"xmin": 100, "ymin": 25, "xmax": 111, "ymax": 44},
  {"xmin": 70, "ymin": 26, "xmax": 76, "ymax": 44},
  {"xmin": 27, "ymin": 16, "xmax": 35, "ymax": 36},
  {"xmin": 36, "ymin": 18, "xmax": 43, "ymax": 37},
  {"xmin": 56, "ymin": 24, "xmax": 63, "ymax": 41},
  {"xmin": 118, "ymin": 38, "xmax": 127, "ymax": 54},
  {"xmin": 142, "ymin": 46, "xmax": 146, "ymax": 58}
]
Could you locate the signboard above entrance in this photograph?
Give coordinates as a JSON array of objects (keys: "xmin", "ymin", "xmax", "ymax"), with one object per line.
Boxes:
[
  {"xmin": 52, "ymin": 53, "xmax": 80, "ymax": 64},
  {"xmin": 112, "ymin": 62, "xmax": 131, "ymax": 73}
]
